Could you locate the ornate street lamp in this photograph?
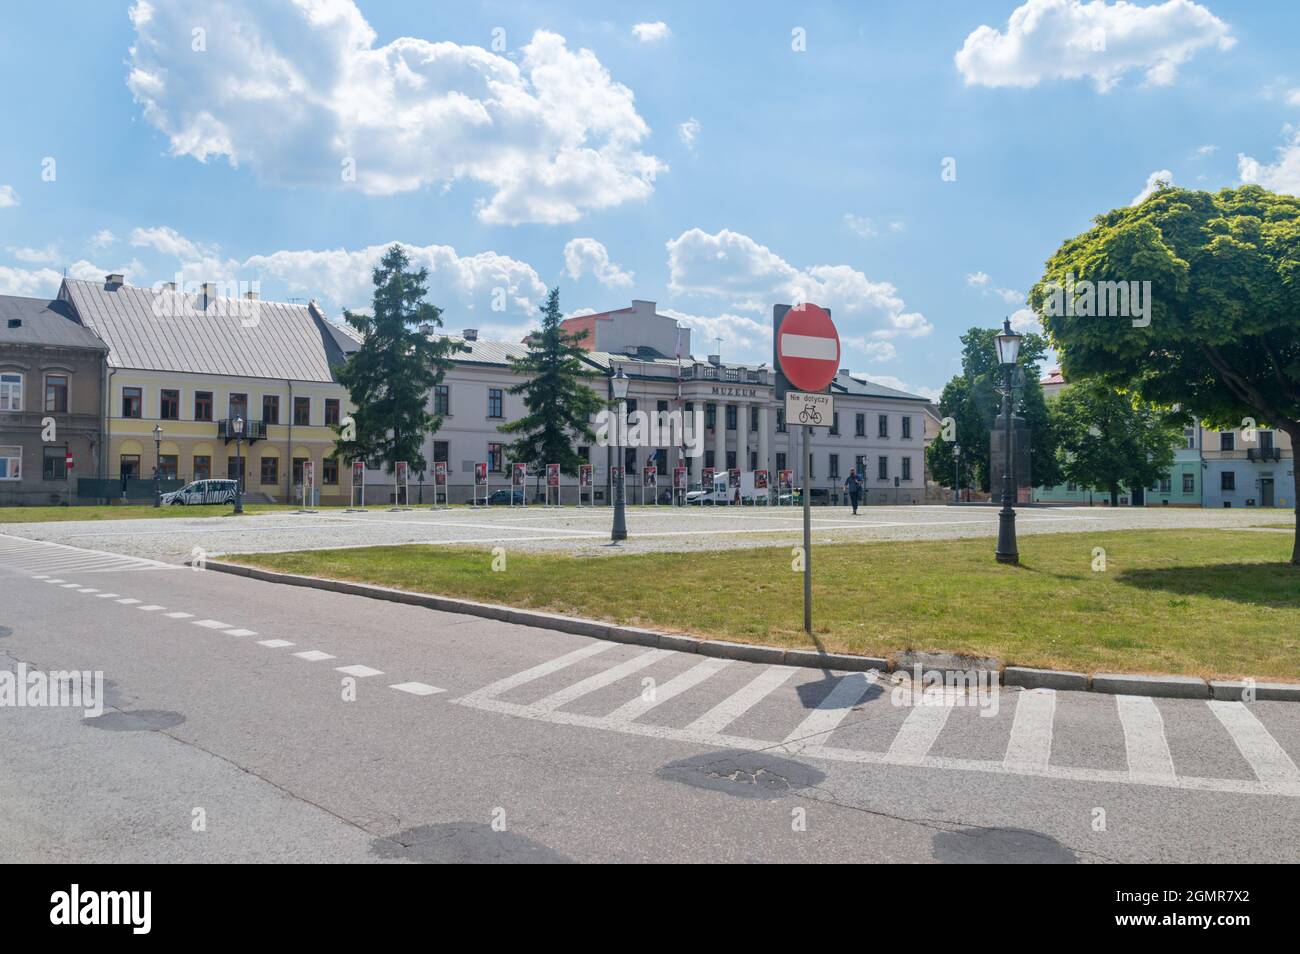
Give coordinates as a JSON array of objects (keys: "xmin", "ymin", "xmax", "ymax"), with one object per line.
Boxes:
[
  {"xmin": 153, "ymin": 424, "xmax": 163, "ymax": 508},
  {"xmin": 994, "ymin": 318, "xmax": 1022, "ymax": 564},
  {"xmin": 610, "ymin": 367, "xmax": 629, "ymax": 542},
  {"xmin": 232, "ymin": 415, "xmax": 245, "ymax": 514},
  {"xmin": 952, "ymin": 442, "xmax": 961, "ymax": 505}
]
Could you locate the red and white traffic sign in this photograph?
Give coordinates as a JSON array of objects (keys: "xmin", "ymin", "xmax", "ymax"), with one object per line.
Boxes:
[{"xmin": 777, "ymin": 303, "xmax": 840, "ymax": 393}]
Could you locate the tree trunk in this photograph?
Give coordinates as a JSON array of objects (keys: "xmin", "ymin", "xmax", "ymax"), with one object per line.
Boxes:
[
  {"xmin": 1109, "ymin": 483, "xmax": 1119, "ymax": 507},
  {"xmin": 1285, "ymin": 423, "xmax": 1300, "ymax": 566}
]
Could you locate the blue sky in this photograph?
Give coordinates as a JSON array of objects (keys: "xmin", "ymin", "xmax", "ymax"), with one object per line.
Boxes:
[{"xmin": 2, "ymin": 0, "xmax": 1299, "ymax": 399}]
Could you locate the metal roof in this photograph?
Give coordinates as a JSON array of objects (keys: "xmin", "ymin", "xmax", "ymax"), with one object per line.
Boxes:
[
  {"xmin": 60, "ymin": 278, "xmax": 352, "ymax": 382},
  {"xmin": 0, "ymin": 295, "xmax": 109, "ymax": 351}
]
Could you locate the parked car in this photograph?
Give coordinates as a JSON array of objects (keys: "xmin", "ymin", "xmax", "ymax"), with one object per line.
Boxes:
[
  {"xmin": 486, "ymin": 488, "xmax": 526, "ymax": 505},
  {"xmin": 686, "ymin": 477, "xmax": 732, "ymax": 505},
  {"xmin": 161, "ymin": 478, "xmax": 239, "ymax": 506},
  {"xmin": 778, "ymin": 487, "xmax": 831, "ymax": 506}
]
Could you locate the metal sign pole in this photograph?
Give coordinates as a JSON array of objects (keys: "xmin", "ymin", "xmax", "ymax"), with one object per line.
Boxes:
[{"xmin": 803, "ymin": 424, "xmax": 813, "ymax": 634}]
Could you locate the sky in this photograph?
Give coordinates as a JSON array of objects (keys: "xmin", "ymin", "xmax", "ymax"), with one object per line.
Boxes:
[{"xmin": 2, "ymin": 0, "xmax": 1299, "ymax": 400}]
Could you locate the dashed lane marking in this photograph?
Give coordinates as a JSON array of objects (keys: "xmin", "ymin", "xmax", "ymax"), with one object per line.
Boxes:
[
  {"xmin": 337, "ymin": 665, "xmax": 384, "ymax": 678},
  {"xmin": 390, "ymin": 682, "xmax": 445, "ymax": 696},
  {"xmin": 294, "ymin": 650, "xmax": 336, "ymax": 662},
  {"xmin": 257, "ymin": 639, "xmax": 295, "ymax": 648},
  {"xmin": 192, "ymin": 619, "xmax": 233, "ymax": 630}
]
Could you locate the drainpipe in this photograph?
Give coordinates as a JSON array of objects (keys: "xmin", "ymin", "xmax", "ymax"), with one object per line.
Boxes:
[
  {"xmin": 286, "ymin": 379, "xmax": 293, "ymax": 506},
  {"xmin": 104, "ymin": 365, "xmax": 115, "ymax": 504}
]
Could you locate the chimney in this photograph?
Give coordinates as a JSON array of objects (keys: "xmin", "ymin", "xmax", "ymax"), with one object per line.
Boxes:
[
  {"xmin": 244, "ymin": 290, "xmax": 260, "ymax": 301},
  {"xmin": 162, "ymin": 281, "xmax": 176, "ymax": 292},
  {"xmin": 105, "ymin": 273, "xmax": 124, "ymax": 287},
  {"xmin": 463, "ymin": 328, "xmax": 478, "ymax": 341},
  {"xmin": 201, "ymin": 282, "xmax": 216, "ymax": 309},
  {"xmin": 839, "ymin": 368, "xmax": 849, "ymax": 376},
  {"xmin": 707, "ymin": 354, "xmax": 720, "ymax": 366},
  {"xmin": 418, "ymin": 322, "xmax": 435, "ymax": 336}
]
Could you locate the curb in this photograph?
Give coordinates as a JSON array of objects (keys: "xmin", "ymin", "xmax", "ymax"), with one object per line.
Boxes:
[{"xmin": 203, "ymin": 560, "xmax": 1298, "ymax": 699}]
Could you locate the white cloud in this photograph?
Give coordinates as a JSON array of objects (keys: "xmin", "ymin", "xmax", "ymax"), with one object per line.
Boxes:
[
  {"xmin": 244, "ymin": 241, "xmax": 548, "ymax": 317},
  {"xmin": 966, "ymin": 271, "xmax": 991, "ymax": 287},
  {"xmin": 563, "ymin": 238, "xmax": 633, "ymax": 287},
  {"xmin": 1008, "ymin": 307, "xmax": 1042, "ymax": 334},
  {"xmin": 0, "ymin": 265, "xmax": 60, "ymax": 297},
  {"xmin": 967, "ymin": 270, "xmax": 1024, "ymax": 304},
  {"xmin": 632, "ymin": 22, "xmax": 671, "ymax": 43},
  {"xmin": 7, "ymin": 244, "xmax": 58, "ymax": 264},
  {"xmin": 660, "ymin": 308, "xmax": 769, "ymax": 362},
  {"xmin": 0, "ymin": 185, "xmax": 18, "ymax": 208},
  {"xmin": 127, "ymin": 2, "xmax": 664, "ymax": 225},
  {"xmin": 678, "ymin": 117, "xmax": 701, "ymax": 149},
  {"xmin": 1238, "ymin": 128, "xmax": 1300, "ymax": 195},
  {"xmin": 1190, "ymin": 143, "xmax": 1216, "ymax": 158},
  {"xmin": 665, "ymin": 227, "xmax": 932, "ymax": 341},
  {"xmin": 889, "ymin": 221, "xmax": 905, "ymax": 232},
  {"xmin": 844, "ymin": 214, "xmax": 877, "ymax": 238},
  {"xmin": 89, "ymin": 229, "xmax": 117, "ymax": 250},
  {"xmin": 130, "ymin": 225, "xmax": 215, "ymax": 260},
  {"xmin": 1288, "ymin": 89, "xmax": 1300, "ymax": 107},
  {"xmin": 1132, "ymin": 168, "xmax": 1174, "ymax": 204},
  {"xmin": 954, "ymin": 0, "xmax": 1234, "ymax": 93}
]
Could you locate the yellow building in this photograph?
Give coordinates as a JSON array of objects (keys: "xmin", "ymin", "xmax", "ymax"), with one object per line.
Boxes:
[{"xmin": 58, "ymin": 275, "xmax": 360, "ymax": 505}]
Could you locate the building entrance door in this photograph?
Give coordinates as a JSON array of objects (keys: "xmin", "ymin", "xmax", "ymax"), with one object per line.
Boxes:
[{"xmin": 1261, "ymin": 478, "xmax": 1275, "ymax": 507}]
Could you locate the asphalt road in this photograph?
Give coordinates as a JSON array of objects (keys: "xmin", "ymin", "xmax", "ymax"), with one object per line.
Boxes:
[{"xmin": 2, "ymin": 532, "xmax": 1297, "ymax": 863}]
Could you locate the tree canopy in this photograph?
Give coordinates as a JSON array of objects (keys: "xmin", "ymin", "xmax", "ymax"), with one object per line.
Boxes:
[{"xmin": 1031, "ymin": 185, "xmax": 1300, "ymax": 561}]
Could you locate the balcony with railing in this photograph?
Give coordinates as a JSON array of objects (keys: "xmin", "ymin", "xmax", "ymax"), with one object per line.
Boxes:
[
  {"xmin": 682, "ymin": 364, "xmax": 770, "ymax": 385},
  {"xmin": 1247, "ymin": 447, "xmax": 1282, "ymax": 462},
  {"xmin": 217, "ymin": 418, "xmax": 268, "ymax": 444}
]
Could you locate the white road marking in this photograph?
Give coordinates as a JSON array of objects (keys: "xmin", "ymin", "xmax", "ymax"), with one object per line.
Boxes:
[
  {"xmin": 1004, "ymin": 689, "xmax": 1056, "ymax": 770},
  {"xmin": 784, "ymin": 672, "xmax": 876, "ymax": 756},
  {"xmin": 137, "ymin": 604, "xmax": 164, "ymax": 611},
  {"xmin": 458, "ymin": 641, "xmax": 617, "ymax": 704},
  {"xmin": 192, "ymin": 619, "xmax": 233, "ymax": 630},
  {"xmin": 45, "ymin": 579, "xmax": 64, "ymax": 584},
  {"xmin": 1208, "ymin": 701, "xmax": 1300, "ymax": 792},
  {"xmin": 94, "ymin": 593, "xmax": 120, "ymax": 598},
  {"xmin": 337, "ymin": 665, "xmax": 384, "ymax": 677},
  {"xmin": 294, "ymin": 650, "xmax": 336, "ymax": 662},
  {"xmin": 115, "ymin": 598, "xmax": 141, "ymax": 605},
  {"xmin": 606, "ymin": 657, "xmax": 730, "ymax": 723},
  {"xmin": 886, "ymin": 700, "xmax": 954, "ymax": 764},
  {"xmin": 257, "ymin": 639, "xmax": 294, "ymax": 648},
  {"xmin": 165, "ymin": 611, "xmax": 194, "ymax": 619},
  {"xmin": 530, "ymin": 649, "xmax": 672, "ymax": 713},
  {"xmin": 1116, "ymin": 696, "xmax": 1176, "ymax": 781},
  {"xmin": 390, "ymin": 682, "xmax": 445, "ymax": 696},
  {"xmin": 686, "ymin": 665, "xmax": 798, "ymax": 735},
  {"xmin": 225, "ymin": 628, "xmax": 258, "ymax": 637},
  {"xmin": 31, "ymin": 574, "xmax": 48, "ymax": 579},
  {"xmin": 60, "ymin": 582, "xmax": 79, "ymax": 588},
  {"xmin": 77, "ymin": 588, "xmax": 98, "ymax": 593}
]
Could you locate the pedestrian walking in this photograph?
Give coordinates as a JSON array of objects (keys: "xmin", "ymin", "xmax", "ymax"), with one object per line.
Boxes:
[{"xmin": 843, "ymin": 469, "xmax": 862, "ymax": 515}]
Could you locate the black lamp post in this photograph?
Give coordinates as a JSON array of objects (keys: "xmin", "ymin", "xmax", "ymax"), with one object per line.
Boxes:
[
  {"xmin": 952, "ymin": 442, "xmax": 961, "ymax": 504},
  {"xmin": 994, "ymin": 318, "xmax": 1022, "ymax": 564},
  {"xmin": 611, "ymin": 367, "xmax": 628, "ymax": 542},
  {"xmin": 232, "ymin": 415, "xmax": 245, "ymax": 514},
  {"xmin": 153, "ymin": 424, "xmax": 163, "ymax": 508}
]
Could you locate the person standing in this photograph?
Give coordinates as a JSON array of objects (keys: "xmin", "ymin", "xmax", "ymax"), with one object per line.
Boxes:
[{"xmin": 843, "ymin": 468, "xmax": 862, "ymax": 515}]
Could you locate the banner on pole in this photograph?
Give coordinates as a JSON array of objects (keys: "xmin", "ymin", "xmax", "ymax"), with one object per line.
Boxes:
[
  {"xmin": 673, "ymin": 466, "xmax": 687, "ymax": 490},
  {"xmin": 546, "ymin": 463, "xmax": 560, "ymax": 487},
  {"xmin": 511, "ymin": 463, "xmax": 527, "ymax": 487},
  {"xmin": 579, "ymin": 464, "xmax": 592, "ymax": 487},
  {"xmin": 643, "ymin": 463, "xmax": 657, "ymax": 487},
  {"xmin": 474, "ymin": 462, "xmax": 487, "ymax": 486}
]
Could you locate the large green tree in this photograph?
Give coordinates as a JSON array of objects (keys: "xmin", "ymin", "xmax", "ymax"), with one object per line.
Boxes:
[
  {"xmin": 499, "ymin": 288, "xmax": 604, "ymax": 474},
  {"xmin": 1052, "ymin": 379, "xmax": 1184, "ymax": 506},
  {"xmin": 1030, "ymin": 185, "xmax": 1300, "ymax": 562},
  {"xmin": 926, "ymin": 326, "xmax": 1061, "ymax": 493},
  {"xmin": 333, "ymin": 245, "xmax": 457, "ymax": 473}
]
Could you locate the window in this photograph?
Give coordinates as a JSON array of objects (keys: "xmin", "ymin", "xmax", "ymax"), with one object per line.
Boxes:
[
  {"xmin": 119, "ymin": 455, "xmax": 141, "ymax": 480},
  {"xmin": 829, "ymin": 454, "xmax": 839, "ymax": 479},
  {"xmin": 122, "ymin": 386, "xmax": 142, "ymax": 418},
  {"xmin": 750, "ymin": 407, "xmax": 759, "ymax": 432},
  {"xmin": 577, "ymin": 446, "xmax": 590, "ymax": 462},
  {"xmin": 705, "ymin": 450, "xmax": 715, "ymax": 470},
  {"xmin": 1260, "ymin": 430, "xmax": 1275, "ymax": 453},
  {"xmin": 325, "ymin": 398, "xmax": 341, "ymax": 427},
  {"xmin": 776, "ymin": 452, "xmax": 786, "ymax": 473},
  {"xmin": 726, "ymin": 451, "xmax": 736, "ymax": 471},
  {"xmin": 194, "ymin": 455, "xmax": 211, "ymax": 481},
  {"xmin": 323, "ymin": 457, "xmax": 339, "ymax": 485},
  {"xmin": 488, "ymin": 388, "xmax": 503, "ymax": 419},
  {"xmin": 293, "ymin": 396, "xmax": 311, "ymax": 426},
  {"xmin": 1067, "ymin": 482, "xmax": 1078, "ymax": 492},
  {"xmin": 1220, "ymin": 471, "xmax": 1235, "ymax": 491},
  {"xmin": 901, "ymin": 456, "xmax": 912, "ymax": 481},
  {"xmin": 0, "ymin": 372, "xmax": 21, "ymax": 411},
  {"xmin": 160, "ymin": 388, "xmax": 180, "ymax": 420},
  {"xmin": 1182, "ymin": 473, "xmax": 1195, "ymax": 494},
  {"xmin": 830, "ymin": 413, "xmax": 839, "ymax": 436},
  {"xmin": 262, "ymin": 395, "xmax": 280, "ymax": 425},
  {"xmin": 1219, "ymin": 432, "xmax": 1234, "ymax": 452},
  {"xmin": 855, "ymin": 413, "xmax": 865, "ymax": 437},
  {"xmin": 0, "ymin": 445, "xmax": 20, "ymax": 479},
  {"xmin": 292, "ymin": 457, "xmax": 308, "ymax": 485},
  {"xmin": 707, "ymin": 404, "xmax": 717, "ymax": 429},
  {"xmin": 488, "ymin": 442, "xmax": 504, "ymax": 472},
  {"xmin": 434, "ymin": 441, "xmax": 449, "ymax": 466},
  {"xmin": 878, "ymin": 414, "xmax": 889, "ymax": 438},
  {"xmin": 158, "ymin": 455, "xmax": 178, "ymax": 480},
  {"xmin": 228, "ymin": 393, "xmax": 248, "ymax": 420},
  {"xmin": 260, "ymin": 456, "xmax": 279, "ymax": 485},
  {"xmin": 1184, "ymin": 427, "xmax": 1196, "ymax": 450},
  {"xmin": 195, "ymin": 391, "xmax": 213, "ymax": 421},
  {"xmin": 902, "ymin": 416, "xmax": 912, "ymax": 439},
  {"xmin": 658, "ymin": 400, "xmax": 670, "ymax": 414},
  {"xmin": 1159, "ymin": 477, "xmax": 1172, "ymax": 494},
  {"xmin": 775, "ymin": 409, "xmax": 785, "ymax": 433},
  {"xmin": 45, "ymin": 375, "xmax": 69, "ymax": 413},
  {"xmin": 227, "ymin": 456, "xmax": 245, "ymax": 485},
  {"xmin": 434, "ymin": 385, "xmax": 449, "ymax": 416},
  {"xmin": 726, "ymin": 405, "xmax": 737, "ymax": 431},
  {"xmin": 43, "ymin": 447, "xmax": 67, "ymax": 480},
  {"xmin": 878, "ymin": 456, "xmax": 889, "ymax": 480}
]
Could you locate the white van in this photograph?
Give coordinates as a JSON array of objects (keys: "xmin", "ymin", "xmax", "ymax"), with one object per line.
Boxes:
[
  {"xmin": 161, "ymin": 479, "xmax": 239, "ymax": 506},
  {"xmin": 686, "ymin": 475, "xmax": 731, "ymax": 505}
]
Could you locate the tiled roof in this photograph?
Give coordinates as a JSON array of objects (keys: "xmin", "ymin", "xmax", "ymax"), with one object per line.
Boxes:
[
  {"xmin": 0, "ymin": 295, "xmax": 108, "ymax": 351},
  {"xmin": 59, "ymin": 278, "xmax": 353, "ymax": 382}
]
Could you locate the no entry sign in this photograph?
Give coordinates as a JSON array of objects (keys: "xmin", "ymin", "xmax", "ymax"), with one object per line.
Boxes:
[{"xmin": 776, "ymin": 303, "xmax": 840, "ymax": 393}]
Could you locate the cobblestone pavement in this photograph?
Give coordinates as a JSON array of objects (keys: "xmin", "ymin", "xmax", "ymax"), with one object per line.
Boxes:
[{"xmin": 1, "ymin": 503, "xmax": 1291, "ymax": 564}]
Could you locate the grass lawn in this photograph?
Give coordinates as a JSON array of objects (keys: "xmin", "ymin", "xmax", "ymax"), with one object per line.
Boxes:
[
  {"xmin": 0, "ymin": 504, "xmax": 354, "ymax": 523},
  {"xmin": 226, "ymin": 529, "xmax": 1300, "ymax": 681}
]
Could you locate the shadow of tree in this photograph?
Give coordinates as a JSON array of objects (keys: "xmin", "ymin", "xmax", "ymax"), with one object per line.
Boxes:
[{"xmin": 1116, "ymin": 562, "xmax": 1300, "ymax": 609}]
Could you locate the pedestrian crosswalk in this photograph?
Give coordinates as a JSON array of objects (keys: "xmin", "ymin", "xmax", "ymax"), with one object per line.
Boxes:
[
  {"xmin": 454, "ymin": 643, "xmax": 1300, "ymax": 798},
  {"xmin": 0, "ymin": 533, "xmax": 175, "ymax": 575}
]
